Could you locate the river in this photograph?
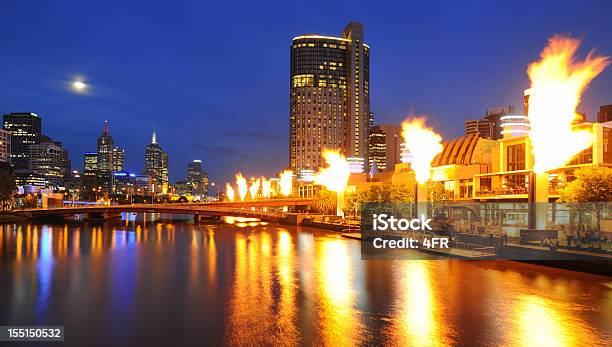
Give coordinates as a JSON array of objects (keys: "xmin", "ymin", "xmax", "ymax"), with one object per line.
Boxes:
[{"xmin": 0, "ymin": 214, "xmax": 610, "ymax": 346}]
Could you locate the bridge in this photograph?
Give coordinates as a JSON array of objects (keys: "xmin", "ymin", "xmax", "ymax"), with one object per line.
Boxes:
[{"xmin": 10, "ymin": 198, "xmax": 314, "ymax": 223}]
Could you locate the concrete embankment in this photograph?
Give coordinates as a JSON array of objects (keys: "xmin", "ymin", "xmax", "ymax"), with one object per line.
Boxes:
[{"xmin": 502, "ymin": 244, "xmax": 612, "ymax": 276}]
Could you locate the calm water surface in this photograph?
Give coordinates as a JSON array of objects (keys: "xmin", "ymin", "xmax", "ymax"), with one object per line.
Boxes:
[{"xmin": 0, "ymin": 214, "xmax": 610, "ymax": 346}]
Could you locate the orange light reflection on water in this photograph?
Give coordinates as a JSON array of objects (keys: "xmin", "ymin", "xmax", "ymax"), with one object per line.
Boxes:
[
  {"xmin": 0, "ymin": 222, "xmax": 610, "ymax": 345},
  {"xmin": 276, "ymin": 230, "xmax": 298, "ymax": 341},
  {"xmin": 315, "ymin": 238, "xmax": 362, "ymax": 345}
]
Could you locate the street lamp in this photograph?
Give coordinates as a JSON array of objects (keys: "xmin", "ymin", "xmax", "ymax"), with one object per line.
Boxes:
[{"xmin": 211, "ymin": 182, "xmax": 220, "ymax": 201}]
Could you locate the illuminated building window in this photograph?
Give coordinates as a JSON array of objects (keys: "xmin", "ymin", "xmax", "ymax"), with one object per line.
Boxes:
[{"xmin": 507, "ymin": 143, "xmax": 526, "ymax": 171}]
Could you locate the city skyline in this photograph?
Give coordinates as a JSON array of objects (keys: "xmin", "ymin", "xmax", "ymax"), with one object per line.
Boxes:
[
  {"xmin": 1, "ymin": 1, "xmax": 612, "ymax": 183},
  {"xmin": 0, "ymin": 3, "xmax": 611, "ymax": 345}
]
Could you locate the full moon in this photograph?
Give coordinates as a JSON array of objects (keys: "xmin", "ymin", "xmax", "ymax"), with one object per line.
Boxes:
[{"xmin": 73, "ymin": 80, "xmax": 87, "ymax": 90}]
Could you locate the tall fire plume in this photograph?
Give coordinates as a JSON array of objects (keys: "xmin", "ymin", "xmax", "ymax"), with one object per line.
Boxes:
[
  {"xmin": 315, "ymin": 150, "xmax": 351, "ymax": 217},
  {"xmin": 401, "ymin": 118, "xmax": 443, "ymax": 183},
  {"xmin": 249, "ymin": 178, "xmax": 260, "ymax": 200},
  {"xmin": 279, "ymin": 170, "xmax": 293, "ymax": 196},
  {"xmin": 527, "ymin": 35, "xmax": 609, "ymax": 173},
  {"xmin": 314, "ymin": 150, "xmax": 350, "ymax": 193},
  {"xmin": 261, "ymin": 178, "xmax": 272, "ymax": 198},
  {"xmin": 226, "ymin": 183, "xmax": 235, "ymax": 202},
  {"xmin": 235, "ymin": 173, "xmax": 248, "ymax": 201}
]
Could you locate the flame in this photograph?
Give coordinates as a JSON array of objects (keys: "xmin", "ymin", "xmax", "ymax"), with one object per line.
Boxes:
[
  {"xmin": 249, "ymin": 178, "xmax": 260, "ymax": 200},
  {"xmin": 527, "ymin": 35, "xmax": 609, "ymax": 173},
  {"xmin": 261, "ymin": 178, "xmax": 272, "ymax": 198},
  {"xmin": 314, "ymin": 150, "xmax": 350, "ymax": 193},
  {"xmin": 235, "ymin": 173, "xmax": 248, "ymax": 201},
  {"xmin": 225, "ymin": 183, "xmax": 235, "ymax": 202},
  {"xmin": 401, "ymin": 118, "xmax": 443, "ymax": 183},
  {"xmin": 279, "ymin": 170, "xmax": 293, "ymax": 196}
]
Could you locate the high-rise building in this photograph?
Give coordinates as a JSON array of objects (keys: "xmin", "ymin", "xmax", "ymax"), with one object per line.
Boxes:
[
  {"xmin": 598, "ymin": 104, "xmax": 612, "ymax": 123},
  {"xmin": 145, "ymin": 127, "xmax": 168, "ymax": 193},
  {"xmin": 368, "ymin": 124, "xmax": 402, "ymax": 172},
  {"xmin": 290, "ymin": 21, "xmax": 371, "ymax": 173},
  {"xmin": 465, "ymin": 119, "xmax": 495, "ymax": 138},
  {"xmin": 0, "ymin": 129, "xmax": 10, "ymax": 163},
  {"xmin": 82, "ymin": 152, "xmax": 99, "ymax": 196},
  {"xmin": 113, "ymin": 146, "xmax": 125, "ymax": 171},
  {"xmin": 29, "ymin": 136, "xmax": 67, "ymax": 187},
  {"xmin": 2, "ymin": 112, "xmax": 42, "ymax": 169},
  {"xmin": 464, "ymin": 106, "xmax": 514, "ymax": 140},
  {"xmin": 187, "ymin": 159, "xmax": 208, "ymax": 196},
  {"xmin": 61, "ymin": 145, "xmax": 71, "ymax": 184},
  {"xmin": 97, "ymin": 121, "xmax": 114, "ymax": 173},
  {"xmin": 187, "ymin": 160, "xmax": 202, "ymax": 185}
]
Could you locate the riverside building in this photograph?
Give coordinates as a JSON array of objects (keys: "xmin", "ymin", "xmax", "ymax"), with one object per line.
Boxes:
[{"xmin": 290, "ymin": 22, "xmax": 371, "ymax": 174}]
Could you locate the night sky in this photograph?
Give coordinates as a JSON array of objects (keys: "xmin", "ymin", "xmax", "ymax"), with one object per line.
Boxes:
[{"xmin": 1, "ymin": 0, "xmax": 611, "ymax": 183}]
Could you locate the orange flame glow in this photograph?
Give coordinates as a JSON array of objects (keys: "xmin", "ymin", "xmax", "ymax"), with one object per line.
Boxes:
[
  {"xmin": 261, "ymin": 178, "xmax": 272, "ymax": 198},
  {"xmin": 235, "ymin": 173, "xmax": 248, "ymax": 201},
  {"xmin": 225, "ymin": 183, "xmax": 235, "ymax": 202},
  {"xmin": 527, "ymin": 35, "xmax": 609, "ymax": 173},
  {"xmin": 279, "ymin": 170, "xmax": 293, "ymax": 196},
  {"xmin": 249, "ymin": 178, "xmax": 260, "ymax": 200},
  {"xmin": 314, "ymin": 150, "xmax": 350, "ymax": 193},
  {"xmin": 401, "ymin": 118, "xmax": 443, "ymax": 183}
]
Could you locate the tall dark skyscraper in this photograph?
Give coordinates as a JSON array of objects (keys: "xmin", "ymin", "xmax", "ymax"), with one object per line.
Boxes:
[
  {"xmin": 97, "ymin": 121, "xmax": 114, "ymax": 173},
  {"xmin": 145, "ymin": 127, "xmax": 169, "ymax": 193},
  {"xmin": 2, "ymin": 112, "xmax": 42, "ymax": 169},
  {"xmin": 82, "ymin": 152, "xmax": 99, "ymax": 196},
  {"xmin": 290, "ymin": 22, "xmax": 371, "ymax": 173},
  {"xmin": 94, "ymin": 120, "xmax": 116, "ymax": 192},
  {"xmin": 368, "ymin": 124, "xmax": 402, "ymax": 172},
  {"xmin": 187, "ymin": 159, "xmax": 208, "ymax": 196}
]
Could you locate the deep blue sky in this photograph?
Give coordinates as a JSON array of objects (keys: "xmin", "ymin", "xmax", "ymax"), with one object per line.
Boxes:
[{"xmin": 1, "ymin": 1, "xmax": 611, "ymax": 183}]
